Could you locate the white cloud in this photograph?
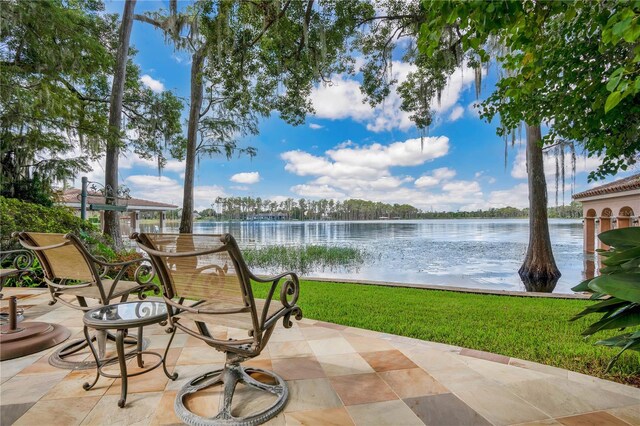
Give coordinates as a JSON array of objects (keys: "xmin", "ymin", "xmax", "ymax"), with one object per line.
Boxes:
[
  {"xmin": 328, "ymin": 137, "xmax": 449, "ymax": 168},
  {"xmin": 115, "ymin": 151, "xmax": 184, "ymax": 174},
  {"xmin": 230, "ymin": 172, "xmax": 260, "ymax": 184},
  {"xmin": 443, "ymin": 180, "xmax": 481, "ymax": 194},
  {"xmin": 140, "ymin": 74, "xmax": 165, "ymax": 93},
  {"xmin": 125, "ymin": 175, "xmax": 225, "ymax": 211},
  {"xmin": 280, "ymin": 137, "xmax": 493, "ymax": 210},
  {"xmin": 467, "ymin": 101, "xmax": 481, "ymax": 118},
  {"xmin": 415, "ymin": 167, "xmax": 456, "ymax": 188},
  {"xmin": 511, "ymin": 148, "xmax": 602, "ymax": 180},
  {"xmin": 487, "ymin": 183, "xmax": 530, "ymax": 209},
  {"xmin": 310, "ymin": 75, "xmax": 375, "ymax": 122},
  {"xmin": 433, "ymin": 167, "xmax": 456, "ymax": 180},
  {"xmin": 414, "ymin": 175, "xmax": 439, "ymax": 188},
  {"xmin": 282, "ymin": 137, "xmax": 449, "ymax": 184},
  {"xmin": 448, "ymin": 105, "xmax": 465, "ymax": 122},
  {"xmin": 278, "ymin": 136, "xmax": 550, "ymax": 212},
  {"xmin": 164, "ymin": 160, "xmax": 185, "ymax": 172},
  {"xmin": 308, "ymin": 123, "xmax": 324, "ymax": 130},
  {"xmin": 310, "ymin": 62, "xmax": 480, "ymax": 132},
  {"xmin": 291, "ymin": 184, "xmax": 346, "ymax": 199}
]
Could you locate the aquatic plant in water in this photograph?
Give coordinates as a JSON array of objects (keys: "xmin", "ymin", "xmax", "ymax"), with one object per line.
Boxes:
[{"xmin": 242, "ymin": 245, "xmax": 367, "ymax": 275}]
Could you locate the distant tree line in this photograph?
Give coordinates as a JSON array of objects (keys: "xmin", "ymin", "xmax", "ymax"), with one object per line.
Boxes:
[
  {"xmin": 423, "ymin": 202, "xmax": 582, "ymax": 219},
  {"xmin": 196, "ymin": 197, "xmax": 582, "ymax": 221},
  {"xmin": 203, "ymin": 197, "xmax": 420, "ymax": 221}
]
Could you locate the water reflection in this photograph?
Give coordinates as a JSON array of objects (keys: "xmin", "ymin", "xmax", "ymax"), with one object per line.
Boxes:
[
  {"xmin": 520, "ymin": 274, "xmax": 560, "ymax": 293},
  {"xmin": 140, "ymin": 219, "xmax": 587, "ymax": 294}
]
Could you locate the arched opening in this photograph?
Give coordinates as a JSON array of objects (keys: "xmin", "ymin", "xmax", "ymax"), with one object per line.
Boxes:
[
  {"xmin": 617, "ymin": 206, "xmax": 634, "ymax": 229},
  {"xmin": 599, "ymin": 208, "xmax": 613, "ymax": 249},
  {"xmin": 584, "ymin": 209, "xmax": 597, "ymax": 253}
]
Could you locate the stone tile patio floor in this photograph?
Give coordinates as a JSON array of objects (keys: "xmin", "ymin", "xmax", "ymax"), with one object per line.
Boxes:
[{"xmin": 1, "ymin": 288, "xmax": 639, "ymax": 426}]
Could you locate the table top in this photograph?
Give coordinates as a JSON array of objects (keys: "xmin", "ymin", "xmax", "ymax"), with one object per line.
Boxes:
[{"xmin": 83, "ymin": 301, "xmax": 167, "ymax": 329}]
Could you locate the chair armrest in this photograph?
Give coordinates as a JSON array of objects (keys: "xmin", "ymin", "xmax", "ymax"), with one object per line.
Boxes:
[
  {"xmin": 134, "ymin": 240, "xmax": 227, "ymax": 258},
  {"xmin": 0, "ymin": 249, "xmax": 36, "ymax": 272},
  {"xmin": 248, "ymin": 271, "xmax": 301, "ymax": 330},
  {"xmin": 92, "ymin": 256, "xmax": 156, "ymax": 300},
  {"xmin": 248, "ymin": 270, "xmax": 297, "ymax": 284}
]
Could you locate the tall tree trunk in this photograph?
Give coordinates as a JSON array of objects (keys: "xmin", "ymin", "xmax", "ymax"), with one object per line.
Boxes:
[
  {"xmin": 519, "ymin": 124, "xmax": 561, "ymax": 292},
  {"xmin": 104, "ymin": 0, "xmax": 136, "ymax": 248},
  {"xmin": 178, "ymin": 47, "xmax": 206, "ymax": 234}
]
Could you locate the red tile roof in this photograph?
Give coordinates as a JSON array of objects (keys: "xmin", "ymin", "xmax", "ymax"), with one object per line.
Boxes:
[
  {"xmin": 573, "ymin": 173, "xmax": 640, "ymax": 200},
  {"xmin": 59, "ymin": 189, "xmax": 178, "ymax": 210}
]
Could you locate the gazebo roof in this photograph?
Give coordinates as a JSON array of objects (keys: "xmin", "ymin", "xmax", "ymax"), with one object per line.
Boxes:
[
  {"xmin": 573, "ymin": 173, "xmax": 640, "ymax": 200},
  {"xmin": 60, "ymin": 189, "xmax": 178, "ymax": 211}
]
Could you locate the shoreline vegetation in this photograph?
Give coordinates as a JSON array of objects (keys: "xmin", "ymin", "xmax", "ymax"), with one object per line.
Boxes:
[
  {"xmin": 141, "ymin": 208, "xmax": 582, "ymax": 225},
  {"xmin": 250, "ymin": 279, "xmax": 639, "ymax": 387},
  {"xmin": 243, "ymin": 245, "xmax": 367, "ymax": 275},
  {"xmin": 181, "ymin": 197, "xmax": 583, "ymax": 221}
]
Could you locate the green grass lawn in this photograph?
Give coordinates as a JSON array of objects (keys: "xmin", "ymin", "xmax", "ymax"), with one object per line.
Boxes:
[{"xmin": 251, "ymin": 279, "xmax": 639, "ymax": 386}]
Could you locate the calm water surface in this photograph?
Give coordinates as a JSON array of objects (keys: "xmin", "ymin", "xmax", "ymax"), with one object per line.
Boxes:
[{"xmin": 141, "ymin": 219, "xmax": 591, "ymax": 294}]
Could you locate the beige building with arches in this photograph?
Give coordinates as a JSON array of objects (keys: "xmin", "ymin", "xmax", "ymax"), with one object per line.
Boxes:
[{"xmin": 573, "ymin": 173, "xmax": 640, "ymax": 253}]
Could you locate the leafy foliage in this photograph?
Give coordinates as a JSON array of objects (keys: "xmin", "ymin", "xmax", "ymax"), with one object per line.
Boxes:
[
  {"xmin": 571, "ymin": 227, "xmax": 640, "ymax": 372},
  {"xmin": 0, "ymin": 0, "xmax": 183, "ymax": 204},
  {"xmin": 415, "ymin": 0, "xmax": 639, "ymax": 180},
  {"xmin": 1, "ymin": 0, "xmax": 105, "ymax": 200},
  {"xmin": 0, "ymin": 196, "xmax": 101, "ymax": 250},
  {"xmin": 0, "ymin": 196, "xmax": 144, "ymax": 285},
  {"xmin": 135, "ymin": 0, "xmax": 374, "ymax": 232},
  {"xmin": 602, "ymin": 3, "xmax": 640, "ymax": 114}
]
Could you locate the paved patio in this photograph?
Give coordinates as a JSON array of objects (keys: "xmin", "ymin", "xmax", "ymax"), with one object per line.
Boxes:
[{"xmin": 1, "ymin": 287, "xmax": 639, "ymax": 426}]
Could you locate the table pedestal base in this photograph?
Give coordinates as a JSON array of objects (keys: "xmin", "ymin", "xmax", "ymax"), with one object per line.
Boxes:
[
  {"xmin": 83, "ymin": 325, "xmax": 178, "ymax": 407},
  {"xmin": 0, "ymin": 321, "xmax": 70, "ymax": 361}
]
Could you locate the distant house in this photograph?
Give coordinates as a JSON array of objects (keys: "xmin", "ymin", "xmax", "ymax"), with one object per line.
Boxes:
[
  {"xmin": 59, "ymin": 188, "xmax": 178, "ymax": 231},
  {"xmin": 572, "ymin": 174, "xmax": 640, "ymax": 253},
  {"xmin": 247, "ymin": 212, "xmax": 289, "ymax": 221}
]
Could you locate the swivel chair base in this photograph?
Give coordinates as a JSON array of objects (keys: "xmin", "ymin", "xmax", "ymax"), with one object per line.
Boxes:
[{"xmin": 175, "ymin": 363, "xmax": 288, "ymax": 426}]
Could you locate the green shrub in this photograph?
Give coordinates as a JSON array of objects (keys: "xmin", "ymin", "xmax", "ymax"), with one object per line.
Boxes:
[
  {"xmin": 571, "ymin": 227, "xmax": 640, "ymax": 372},
  {"xmin": 0, "ymin": 196, "xmax": 102, "ymax": 250},
  {"xmin": 0, "ymin": 196, "xmax": 137, "ymax": 286}
]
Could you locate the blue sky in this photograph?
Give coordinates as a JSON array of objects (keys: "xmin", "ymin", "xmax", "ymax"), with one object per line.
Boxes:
[{"xmin": 82, "ymin": 0, "xmax": 626, "ymax": 212}]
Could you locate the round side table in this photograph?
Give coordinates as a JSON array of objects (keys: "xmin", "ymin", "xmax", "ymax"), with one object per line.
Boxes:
[{"xmin": 83, "ymin": 301, "xmax": 178, "ymax": 407}]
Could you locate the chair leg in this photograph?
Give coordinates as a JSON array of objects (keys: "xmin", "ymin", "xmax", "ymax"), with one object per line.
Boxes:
[{"xmin": 174, "ymin": 359, "xmax": 289, "ymax": 426}]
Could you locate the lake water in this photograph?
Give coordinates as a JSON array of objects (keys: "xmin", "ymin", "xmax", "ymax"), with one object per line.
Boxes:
[{"xmin": 140, "ymin": 219, "xmax": 592, "ymax": 294}]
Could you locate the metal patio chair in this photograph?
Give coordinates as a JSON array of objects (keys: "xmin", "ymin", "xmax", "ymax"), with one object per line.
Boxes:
[
  {"xmin": 131, "ymin": 232, "xmax": 302, "ymax": 426},
  {"xmin": 14, "ymin": 232, "xmax": 158, "ymax": 368}
]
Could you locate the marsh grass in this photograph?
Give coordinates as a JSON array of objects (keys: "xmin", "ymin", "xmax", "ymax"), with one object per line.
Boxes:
[{"xmin": 242, "ymin": 245, "xmax": 366, "ymax": 275}]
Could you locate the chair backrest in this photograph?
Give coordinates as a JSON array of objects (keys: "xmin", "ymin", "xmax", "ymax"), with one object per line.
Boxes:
[
  {"xmin": 133, "ymin": 233, "xmax": 252, "ymax": 309},
  {"xmin": 16, "ymin": 232, "xmax": 97, "ymax": 282}
]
